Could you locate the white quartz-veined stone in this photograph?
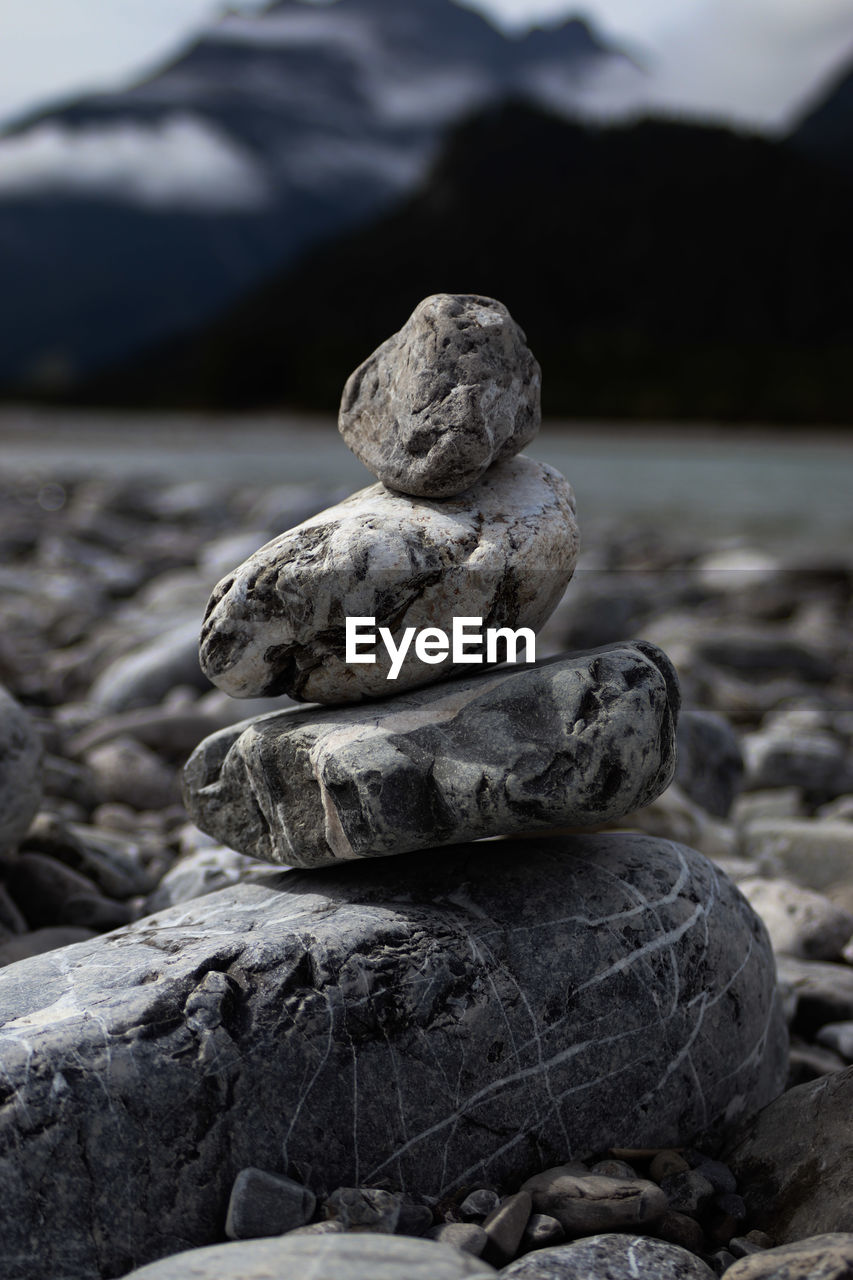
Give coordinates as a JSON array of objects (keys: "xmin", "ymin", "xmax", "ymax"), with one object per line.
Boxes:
[
  {"xmin": 183, "ymin": 642, "xmax": 680, "ymax": 868},
  {"xmin": 199, "ymin": 455, "xmax": 578, "ymax": 704},
  {"xmin": 339, "ymin": 293, "xmax": 540, "ymax": 497}
]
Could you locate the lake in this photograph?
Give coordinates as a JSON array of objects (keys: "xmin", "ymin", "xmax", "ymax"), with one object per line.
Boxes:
[{"xmin": 1, "ymin": 407, "xmax": 851, "ymax": 559}]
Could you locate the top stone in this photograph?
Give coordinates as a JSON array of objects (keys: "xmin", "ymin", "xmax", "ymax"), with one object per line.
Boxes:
[{"xmin": 339, "ymin": 294, "xmax": 541, "ymax": 497}]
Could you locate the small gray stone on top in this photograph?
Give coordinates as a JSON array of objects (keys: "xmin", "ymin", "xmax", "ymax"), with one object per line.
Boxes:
[
  {"xmin": 460, "ymin": 1190, "xmax": 502, "ymax": 1222},
  {"xmin": 199, "ymin": 455, "xmax": 578, "ymax": 704},
  {"xmin": 325, "ymin": 1187, "xmax": 401, "ymax": 1233},
  {"xmin": 499, "ymin": 1234, "xmax": 716, "ymax": 1278},
  {"xmin": 225, "ymin": 1168, "xmax": 315, "ymax": 1239},
  {"xmin": 120, "ymin": 1233, "xmax": 498, "ymax": 1278},
  {"xmin": 339, "ymin": 294, "xmax": 540, "ymax": 498},
  {"xmin": 184, "ymin": 642, "xmax": 679, "ymax": 868},
  {"xmin": 0, "ymin": 683, "xmax": 43, "ymax": 853}
]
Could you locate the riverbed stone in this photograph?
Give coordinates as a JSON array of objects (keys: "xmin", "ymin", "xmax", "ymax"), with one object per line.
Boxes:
[
  {"xmin": 738, "ymin": 878, "xmax": 853, "ymax": 960},
  {"xmin": 0, "ymin": 833, "xmax": 785, "ymax": 1279},
  {"xmin": 519, "ymin": 1171, "xmax": 668, "ymax": 1236},
  {"xmin": 676, "ymin": 709, "xmax": 743, "ymax": 818},
  {"xmin": 724, "ymin": 1234, "xmax": 853, "ymax": 1280},
  {"xmin": 0, "ymin": 683, "xmax": 43, "ymax": 852},
  {"xmin": 121, "ymin": 1234, "xmax": 498, "ymax": 1279},
  {"xmin": 183, "ymin": 643, "xmax": 680, "ymax": 867},
  {"xmin": 338, "ymin": 293, "xmax": 541, "ymax": 498},
  {"xmin": 198, "ymin": 455, "xmax": 578, "ymax": 704},
  {"xmin": 500, "ymin": 1235, "xmax": 717, "ymax": 1279},
  {"xmin": 224, "ymin": 1168, "xmax": 315, "ymax": 1239},
  {"xmin": 725, "ymin": 1067, "xmax": 853, "ymax": 1242}
]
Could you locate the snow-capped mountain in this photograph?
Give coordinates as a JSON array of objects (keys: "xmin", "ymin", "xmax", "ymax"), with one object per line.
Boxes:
[{"xmin": 0, "ymin": 0, "xmax": 634, "ymax": 390}]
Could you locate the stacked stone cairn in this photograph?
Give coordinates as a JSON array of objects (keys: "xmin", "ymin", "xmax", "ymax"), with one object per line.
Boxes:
[{"xmin": 0, "ymin": 296, "xmax": 798, "ymax": 1280}]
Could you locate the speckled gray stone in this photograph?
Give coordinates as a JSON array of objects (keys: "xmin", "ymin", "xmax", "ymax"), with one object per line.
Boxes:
[
  {"xmin": 499, "ymin": 1234, "xmax": 717, "ymax": 1278},
  {"xmin": 0, "ymin": 683, "xmax": 43, "ymax": 852},
  {"xmin": 121, "ymin": 1234, "xmax": 498, "ymax": 1279},
  {"xmin": 183, "ymin": 643, "xmax": 679, "ymax": 868},
  {"xmin": 724, "ymin": 1234, "xmax": 853, "ymax": 1280},
  {"xmin": 738, "ymin": 878, "xmax": 853, "ymax": 961},
  {"xmin": 338, "ymin": 294, "xmax": 541, "ymax": 498},
  {"xmin": 198, "ymin": 455, "xmax": 578, "ymax": 704},
  {"xmin": 0, "ymin": 833, "xmax": 786, "ymax": 1279}
]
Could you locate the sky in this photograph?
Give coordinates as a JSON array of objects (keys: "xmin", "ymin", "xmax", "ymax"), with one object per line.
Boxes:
[{"xmin": 1, "ymin": 0, "xmax": 852, "ymax": 132}]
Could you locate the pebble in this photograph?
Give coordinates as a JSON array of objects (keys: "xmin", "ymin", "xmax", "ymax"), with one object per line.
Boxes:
[
  {"xmin": 739, "ymin": 820, "xmax": 853, "ymax": 894},
  {"xmin": 426, "ymin": 1223, "xmax": 489, "ymax": 1256},
  {"xmin": 338, "ymin": 293, "xmax": 540, "ymax": 498},
  {"xmin": 480, "ymin": 1191, "xmax": 532, "ymax": 1266},
  {"xmin": 324, "ymin": 1187, "xmax": 402, "ymax": 1233},
  {"xmin": 85, "ymin": 737, "xmax": 180, "ymax": 811},
  {"xmin": 655, "ymin": 1210, "xmax": 708, "ymax": 1254},
  {"xmin": 676, "ymin": 708, "xmax": 744, "ymax": 818},
  {"xmin": 88, "ymin": 618, "xmax": 209, "ymax": 711},
  {"xmin": 738, "ymin": 877, "xmax": 853, "ymax": 960},
  {"xmin": 650, "ymin": 1151, "xmax": 691, "ymax": 1182},
  {"xmin": 460, "ymin": 1190, "xmax": 502, "ymax": 1222},
  {"xmin": 725, "ymin": 1067, "xmax": 853, "ymax": 1243},
  {"xmin": 224, "ymin": 1168, "xmax": 315, "ymax": 1239},
  {"xmin": 0, "ymin": 683, "xmax": 43, "ymax": 852},
  {"xmin": 500, "ymin": 1234, "xmax": 717, "ymax": 1278},
  {"xmin": 520, "ymin": 1171, "xmax": 669, "ymax": 1235},
  {"xmin": 659, "ymin": 1170, "xmax": 716, "ymax": 1217},
  {"xmin": 815, "ymin": 1021, "xmax": 853, "ymax": 1061},
  {"xmin": 520, "ymin": 1214, "xmax": 565, "ymax": 1252},
  {"xmin": 724, "ymin": 1233, "xmax": 853, "ymax": 1279}
]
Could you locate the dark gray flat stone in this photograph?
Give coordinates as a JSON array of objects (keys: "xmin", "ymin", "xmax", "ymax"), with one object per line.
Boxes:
[
  {"xmin": 0, "ymin": 683, "xmax": 42, "ymax": 853},
  {"xmin": 183, "ymin": 643, "xmax": 679, "ymax": 868},
  {"xmin": 0, "ymin": 833, "xmax": 785, "ymax": 1279}
]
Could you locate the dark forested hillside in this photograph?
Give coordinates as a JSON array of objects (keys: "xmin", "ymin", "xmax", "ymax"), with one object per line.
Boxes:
[{"xmin": 79, "ymin": 102, "xmax": 853, "ymax": 423}]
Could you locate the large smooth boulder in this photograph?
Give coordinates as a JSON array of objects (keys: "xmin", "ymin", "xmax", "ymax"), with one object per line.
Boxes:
[
  {"xmin": 199, "ymin": 455, "xmax": 578, "ymax": 704},
  {"xmin": 183, "ymin": 643, "xmax": 679, "ymax": 868},
  {"xmin": 0, "ymin": 834, "xmax": 786, "ymax": 1279},
  {"xmin": 338, "ymin": 293, "xmax": 541, "ymax": 498},
  {"xmin": 0, "ymin": 683, "xmax": 43, "ymax": 853}
]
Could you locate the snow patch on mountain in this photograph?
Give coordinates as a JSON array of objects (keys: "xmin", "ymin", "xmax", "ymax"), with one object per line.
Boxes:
[{"xmin": 0, "ymin": 115, "xmax": 270, "ymax": 209}]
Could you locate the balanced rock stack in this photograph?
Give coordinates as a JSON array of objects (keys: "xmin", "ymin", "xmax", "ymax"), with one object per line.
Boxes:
[
  {"xmin": 0, "ymin": 297, "xmax": 789, "ymax": 1280},
  {"xmin": 181, "ymin": 296, "xmax": 786, "ymax": 1176}
]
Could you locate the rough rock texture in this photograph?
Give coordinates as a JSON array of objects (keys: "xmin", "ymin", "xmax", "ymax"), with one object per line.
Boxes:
[
  {"xmin": 121, "ymin": 1234, "xmax": 498, "ymax": 1279},
  {"xmin": 519, "ymin": 1171, "xmax": 667, "ymax": 1235},
  {"xmin": 199, "ymin": 455, "xmax": 578, "ymax": 704},
  {"xmin": 725, "ymin": 1067, "xmax": 853, "ymax": 1243},
  {"xmin": 499, "ymin": 1235, "xmax": 716, "ymax": 1278},
  {"xmin": 338, "ymin": 294, "xmax": 541, "ymax": 498},
  {"xmin": 183, "ymin": 643, "xmax": 680, "ymax": 868},
  {"xmin": 0, "ymin": 683, "xmax": 43, "ymax": 852},
  {"xmin": 0, "ymin": 834, "xmax": 786, "ymax": 1279},
  {"xmin": 725, "ymin": 1234, "xmax": 853, "ymax": 1280}
]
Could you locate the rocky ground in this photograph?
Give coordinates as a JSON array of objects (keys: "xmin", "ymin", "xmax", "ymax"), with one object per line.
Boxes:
[{"xmin": 0, "ymin": 467, "xmax": 852, "ymax": 1279}]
